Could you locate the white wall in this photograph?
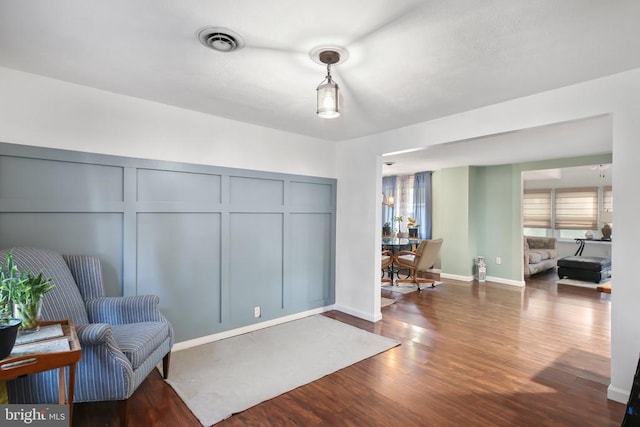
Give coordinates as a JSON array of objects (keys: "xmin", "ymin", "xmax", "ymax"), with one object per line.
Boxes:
[
  {"xmin": 335, "ymin": 68, "xmax": 640, "ymax": 403},
  {"xmin": 0, "ymin": 67, "xmax": 337, "ymax": 178},
  {"xmin": 335, "ymin": 140, "xmax": 382, "ymax": 321}
]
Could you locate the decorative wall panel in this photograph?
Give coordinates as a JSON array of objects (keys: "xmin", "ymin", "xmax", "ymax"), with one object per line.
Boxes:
[{"xmin": 0, "ymin": 142, "xmax": 336, "ymax": 342}]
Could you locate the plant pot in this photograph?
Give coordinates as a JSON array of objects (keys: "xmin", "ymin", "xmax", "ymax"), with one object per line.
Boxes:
[
  {"xmin": 13, "ymin": 300, "xmax": 42, "ymax": 333},
  {"xmin": 382, "ymin": 225, "xmax": 392, "ymax": 237},
  {"xmin": 408, "ymin": 228, "xmax": 418, "ymax": 238},
  {"xmin": 0, "ymin": 318, "xmax": 22, "ymax": 359}
]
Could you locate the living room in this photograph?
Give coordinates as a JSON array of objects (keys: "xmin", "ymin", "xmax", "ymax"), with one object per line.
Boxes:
[
  {"xmin": 382, "ymin": 116, "xmax": 613, "ymax": 286},
  {"xmin": 1, "ymin": 1, "xmax": 640, "ymax": 426}
]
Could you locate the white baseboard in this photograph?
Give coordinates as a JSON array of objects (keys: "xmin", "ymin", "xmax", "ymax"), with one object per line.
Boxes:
[
  {"xmin": 172, "ymin": 305, "xmax": 336, "ymax": 352},
  {"xmin": 426, "ymin": 268, "xmax": 441, "ymax": 274},
  {"xmin": 439, "ymin": 272, "xmax": 524, "ymax": 287},
  {"xmin": 334, "ymin": 304, "xmax": 382, "ymax": 323},
  {"xmin": 486, "ymin": 276, "xmax": 526, "ymax": 287},
  {"xmin": 440, "ymin": 272, "xmax": 474, "ymax": 282},
  {"xmin": 607, "ymin": 384, "xmax": 630, "ymax": 404}
]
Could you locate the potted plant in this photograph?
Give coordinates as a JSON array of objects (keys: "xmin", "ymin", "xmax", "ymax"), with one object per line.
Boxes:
[
  {"xmin": 0, "ymin": 317, "xmax": 22, "ymax": 359},
  {"xmin": 394, "ymin": 216, "xmax": 407, "ymax": 238},
  {"xmin": 407, "ymin": 217, "xmax": 420, "ymax": 238},
  {"xmin": 0, "ymin": 252, "xmax": 24, "ymax": 357},
  {"xmin": 0, "ymin": 251, "xmax": 54, "ymax": 333},
  {"xmin": 382, "ymin": 222, "xmax": 392, "ymax": 237}
]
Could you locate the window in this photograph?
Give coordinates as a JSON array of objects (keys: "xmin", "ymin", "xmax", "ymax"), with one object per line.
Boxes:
[
  {"xmin": 554, "ymin": 187, "xmax": 598, "ymax": 230},
  {"xmin": 523, "ymin": 189, "xmax": 552, "ymax": 229},
  {"xmin": 603, "ymin": 186, "xmax": 613, "ymax": 213},
  {"xmin": 395, "ymin": 175, "xmax": 415, "ymax": 226}
]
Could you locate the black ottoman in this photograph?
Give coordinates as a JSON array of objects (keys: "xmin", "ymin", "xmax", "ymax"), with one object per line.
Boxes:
[{"xmin": 557, "ymin": 256, "xmax": 612, "ymax": 283}]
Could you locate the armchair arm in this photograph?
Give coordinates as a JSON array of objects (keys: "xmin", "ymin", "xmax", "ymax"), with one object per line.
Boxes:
[
  {"xmin": 86, "ymin": 295, "xmax": 164, "ymax": 325},
  {"xmin": 74, "ymin": 323, "xmax": 136, "ymax": 401},
  {"xmin": 8, "ymin": 322, "xmax": 135, "ymax": 403},
  {"xmin": 395, "ymin": 250, "xmax": 419, "ymax": 268},
  {"xmin": 75, "ymin": 323, "xmax": 114, "ymax": 345}
]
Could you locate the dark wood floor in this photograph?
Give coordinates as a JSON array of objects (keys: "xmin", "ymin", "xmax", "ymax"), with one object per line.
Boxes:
[{"xmin": 74, "ymin": 268, "xmax": 626, "ymax": 426}]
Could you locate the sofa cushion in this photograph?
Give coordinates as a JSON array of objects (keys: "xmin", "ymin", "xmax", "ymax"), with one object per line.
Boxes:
[
  {"xmin": 528, "ymin": 252, "xmax": 542, "ymax": 264},
  {"xmin": 528, "ymin": 249, "xmax": 559, "ymax": 264},
  {"xmin": 527, "ymin": 237, "xmax": 556, "ymax": 250}
]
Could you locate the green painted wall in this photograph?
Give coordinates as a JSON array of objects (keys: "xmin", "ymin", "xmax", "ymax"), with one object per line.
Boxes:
[
  {"xmin": 432, "ymin": 153, "xmax": 613, "ymax": 282},
  {"xmin": 431, "ymin": 170, "xmax": 442, "ymax": 269},
  {"xmin": 474, "ymin": 165, "xmax": 520, "ymax": 280},
  {"xmin": 438, "ymin": 167, "xmax": 472, "ymax": 277}
]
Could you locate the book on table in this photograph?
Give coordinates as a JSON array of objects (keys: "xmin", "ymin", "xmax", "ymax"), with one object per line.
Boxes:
[{"xmin": 9, "ymin": 324, "xmax": 70, "ymax": 357}]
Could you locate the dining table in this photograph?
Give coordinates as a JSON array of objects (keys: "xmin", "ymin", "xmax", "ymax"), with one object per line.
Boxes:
[{"xmin": 381, "ymin": 237, "xmax": 421, "ymax": 284}]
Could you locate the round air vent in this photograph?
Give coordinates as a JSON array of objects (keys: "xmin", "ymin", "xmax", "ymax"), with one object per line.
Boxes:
[{"xmin": 197, "ymin": 27, "xmax": 245, "ymax": 52}]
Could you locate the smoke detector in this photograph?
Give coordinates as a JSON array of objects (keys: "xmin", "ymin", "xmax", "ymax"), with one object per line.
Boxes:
[{"xmin": 197, "ymin": 27, "xmax": 244, "ymax": 52}]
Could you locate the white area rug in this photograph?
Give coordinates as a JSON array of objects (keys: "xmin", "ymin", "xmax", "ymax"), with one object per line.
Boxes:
[
  {"xmin": 381, "ymin": 296, "xmax": 396, "ymax": 307},
  {"xmin": 557, "ymin": 278, "xmax": 611, "ymax": 289},
  {"xmin": 382, "ymin": 281, "xmax": 442, "ymax": 294},
  {"xmin": 166, "ymin": 315, "xmax": 400, "ymax": 426}
]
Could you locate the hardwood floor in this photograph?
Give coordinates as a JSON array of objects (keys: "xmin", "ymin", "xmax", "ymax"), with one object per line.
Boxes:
[{"xmin": 74, "ymin": 269, "xmax": 626, "ymax": 426}]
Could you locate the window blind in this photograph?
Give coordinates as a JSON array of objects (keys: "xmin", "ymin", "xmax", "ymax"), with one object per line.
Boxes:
[
  {"xmin": 523, "ymin": 189, "xmax": 552, "ymax": 228},
  {"xmin": 603, "ymin": 186, "xmax": 613, "ymax": 212},
  {"xmin": 554, "ymin": 187, "xmax": 598, "ymax": 230}
]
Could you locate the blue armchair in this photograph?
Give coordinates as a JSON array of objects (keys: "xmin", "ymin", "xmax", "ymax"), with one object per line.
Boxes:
[{"xmin": 0, "ymin": 247, "xmax": 173, "ymax": 426}]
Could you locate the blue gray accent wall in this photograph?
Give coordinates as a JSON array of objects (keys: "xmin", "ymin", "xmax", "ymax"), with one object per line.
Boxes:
[{"xmin": 0, "ymin": 142, "xmax": 336, "ymax": 342}]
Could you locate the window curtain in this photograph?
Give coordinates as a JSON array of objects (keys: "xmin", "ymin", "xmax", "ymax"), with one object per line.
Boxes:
[
  {"xmin": 523, "ymin": 189, "xmax": 552, "ymax": 228},
  {"xmin": 603, "ymin": 186, "xmax": 613, "ymax": 212},
  {"xmin": 396, "ymin": 175, "xmax": 414, "ymax": 232},
  {"xmin": 413, "ymin": 171, "xmax": 432, "ymax": 239},
  {"xmin": 382, "ymin": 176, "xmax": 397, "ymax": 228},
  {"xmin": 555, "ymin": 187, "xmax": 598, "ymax": 230}
]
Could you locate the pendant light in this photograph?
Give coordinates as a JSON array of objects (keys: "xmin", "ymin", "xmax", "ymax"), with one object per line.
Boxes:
[{"xmin": 316, "ymin": 50, "xmax": 341, "ymax": 119}]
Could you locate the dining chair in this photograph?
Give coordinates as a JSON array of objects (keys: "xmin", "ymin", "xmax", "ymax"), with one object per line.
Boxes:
[
  {"xmin": 395, "ymin": 238, "xmax": 444, "ymax": 290},
  {"xmin": 381, "ymin": 250, "xmax": 393, "ymax": 283}
]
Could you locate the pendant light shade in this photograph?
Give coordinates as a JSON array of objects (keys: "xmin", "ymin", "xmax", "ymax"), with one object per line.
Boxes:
[
  {"xmin": 316, "ymin": 50, "xmax": 341, "ymax": 119},
  {"xmin": 317, "ymin": 76, "xmax": 339, "ymax": 119}
]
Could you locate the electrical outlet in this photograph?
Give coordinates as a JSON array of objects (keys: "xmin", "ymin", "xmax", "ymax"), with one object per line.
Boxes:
[
  {"xmin": 495, "ymin": 256, "xmax": 502, "ymax": 265},
  {"xmin": 254, "ymin": 306, "xmax": 261, "ymax": 318}
]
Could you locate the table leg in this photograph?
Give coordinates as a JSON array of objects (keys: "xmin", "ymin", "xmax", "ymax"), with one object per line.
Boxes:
[
  {"xmin": 68, "ymin": 363, "xmax": 76, "ymax": 425},
  {"xmin": 58, "ymin": 367, "xmax": 65, "ymax": 405},
  {"xmin": 57, "ymin": 364, "xmax": 76, "ymax": 425}
]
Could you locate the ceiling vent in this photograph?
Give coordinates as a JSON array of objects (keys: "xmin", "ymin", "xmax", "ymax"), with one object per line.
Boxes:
[{"xmin": 197, "ymin": 27, "xmax": 244, "ymax": 52}]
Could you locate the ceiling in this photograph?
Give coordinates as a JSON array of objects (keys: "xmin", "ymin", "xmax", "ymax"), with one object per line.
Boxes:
[
  {"xmin": 382, "ymin": 115, "xmax": 612, "ymax": 175},
  {"xmin": 0, "ymin": 1, "xmax": 639, "ymax": 142}
]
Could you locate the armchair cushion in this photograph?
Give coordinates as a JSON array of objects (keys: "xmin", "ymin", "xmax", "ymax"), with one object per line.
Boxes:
[
  {"xmin": 111, "ymin": 322, "xmax": 170, "ymax": 370},
  {"xmin": 397, "ymin": 253, "xmax": 416, "ymax": 265}
]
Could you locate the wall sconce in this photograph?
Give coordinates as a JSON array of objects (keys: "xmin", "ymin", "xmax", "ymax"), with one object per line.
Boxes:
[{"xmin": 382, "ymin": 193, "xmax": 395, "ymax": 207}]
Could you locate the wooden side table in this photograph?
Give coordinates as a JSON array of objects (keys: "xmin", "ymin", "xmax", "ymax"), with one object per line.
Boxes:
[{"xmin": 0, "ymin": 319, "xmax": 81, "ymax": 424}]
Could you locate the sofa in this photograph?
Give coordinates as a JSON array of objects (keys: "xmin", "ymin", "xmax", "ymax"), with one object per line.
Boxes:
[{"xmin": 524, "ymin": 236, "xmax": 559, "ymax": 277}]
